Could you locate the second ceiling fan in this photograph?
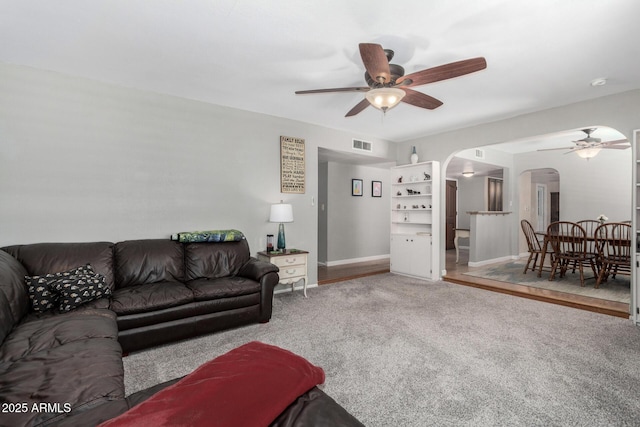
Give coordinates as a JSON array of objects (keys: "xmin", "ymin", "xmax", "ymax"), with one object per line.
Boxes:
[{"xmin": 295, "ymin": 43, "xmax": 487, "ymax": 117}]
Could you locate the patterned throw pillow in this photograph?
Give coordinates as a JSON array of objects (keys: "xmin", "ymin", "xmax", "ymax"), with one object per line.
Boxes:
[
  {"xmin": 50, "ymin": 269, "xmax": 112, "ymax": 313},
  {"xmin": 25, "ymin": 265, "xmax": 111, "ymax": 313}
]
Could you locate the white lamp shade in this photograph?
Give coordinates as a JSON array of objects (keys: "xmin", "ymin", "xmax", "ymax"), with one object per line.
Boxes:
[
  {"xmin": 575, "ymin": 147, "xmax": 602, "ymax": 159},
  {"xmin": 269, "ymin": 203, "xmax": 293, "ymax": 223},
  {"xmin": 365, "ymin": 87, "xmax": 405, "ymax": 111}
]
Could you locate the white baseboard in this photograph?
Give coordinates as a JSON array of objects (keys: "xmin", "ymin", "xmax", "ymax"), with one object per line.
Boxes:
[
  {"xmin": 274, "ymin": 282, "xmax": 318, "ymax": 295},
  {"xmin": 468, "ymin": 255, "xmax": 519, "ymax": 268},
  {"xmin": 325, "ymin": 254, "xmax": 390, "ymax": 267}
]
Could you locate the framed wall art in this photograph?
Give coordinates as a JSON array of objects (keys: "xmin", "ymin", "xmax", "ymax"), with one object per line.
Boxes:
[
  {"xmin": 280, "ymin": 135, "xmax": 305, "ymax": 194},
  {"xmin": 352, "ymin": 179, "xmax": 363, "ymax": 196},
  {"xmin": 372, "ymin": 180, "xmax": 382, "ymax": 197}
]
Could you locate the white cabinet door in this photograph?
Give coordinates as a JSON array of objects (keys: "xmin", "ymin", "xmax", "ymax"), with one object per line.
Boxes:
[
  {"xmin": 411, "ymin": 235, "xmax": 431, "ymax": 278},
  {"xmin": 391, "ymin": 234, "xmax": 431, "ymax": 278},
  {"xmin": 390, "ymin": 234, "xmax": 412, "ymax": 275}
]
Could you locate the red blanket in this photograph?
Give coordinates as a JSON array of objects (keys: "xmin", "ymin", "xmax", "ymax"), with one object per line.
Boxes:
[{"xmin": 100, "ymin": 341, "xmax": 325, "ymax": 427}]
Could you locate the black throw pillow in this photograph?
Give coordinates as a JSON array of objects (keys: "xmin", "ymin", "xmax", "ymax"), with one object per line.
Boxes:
[{"xmin": 25, "ymin": 265, "xmax": 111, "ymax": 313}]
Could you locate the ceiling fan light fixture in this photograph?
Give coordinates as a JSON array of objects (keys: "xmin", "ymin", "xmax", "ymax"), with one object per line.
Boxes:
[
  {"xmin": 365, "ymin": 87, "xmax": 405, "ymax": 112},
  {"xmin": 462, "ymin": 171, "xmax": 475, "ymax": 178},
  {"xmin": 575, "ymin": 146, "xmax": 602, "ymax": 159}
]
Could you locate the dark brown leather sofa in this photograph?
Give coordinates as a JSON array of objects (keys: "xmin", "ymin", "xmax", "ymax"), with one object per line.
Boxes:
[
  {"xmin": 0, "ymin": 238, "xmax": 363, "ymax": 427},
  {"xmin": 2, "ymin": 239, "xmax": 279, "ymax": 353},
  {"xmin": 0, "ymin": 238, "xmax": 279, "ymax": 426}
]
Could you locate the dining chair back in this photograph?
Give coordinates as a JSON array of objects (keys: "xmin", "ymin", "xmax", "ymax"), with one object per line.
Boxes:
[
  {"xmin": 594, "ymin": 222, "xmax": 632, "ymax": 288},
  {"xmin": 576, "ymin": 219, "xmax": 601, "ymax": 270},
  {"xmin": 521, "ymin": 220, "xmax": 544, "ymax": 274},
  {"xmin": 546, "ymin": 221, "xmax": 597, "ymax": 287}
]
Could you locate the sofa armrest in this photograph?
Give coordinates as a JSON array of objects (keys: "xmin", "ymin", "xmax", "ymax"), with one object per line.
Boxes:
[
  {"xmin": 239, "ymin": 258, "xmax": 280, "ymax": 322},
  {"xmin": 238, "ymin": 257, "xmax": 279, "ymax": 282}
]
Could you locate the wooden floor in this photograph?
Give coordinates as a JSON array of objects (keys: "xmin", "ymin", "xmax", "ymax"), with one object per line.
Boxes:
[
  {"xmin": 318, "ymin": 259, "xmax": 390, "ymax": 285},
  {"xmin": 317, "ymin": 249, "xmax": 630, "ymax": 318},
  {"xmin": 443, "ymin": 248, "xmax": 630, "ymax": 319}
]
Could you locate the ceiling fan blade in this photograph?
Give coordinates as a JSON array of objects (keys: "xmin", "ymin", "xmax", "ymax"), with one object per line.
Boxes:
[
  {"xmin": 295, "ymin": 86, "xmax": 370, "ymax": 95},
  {"xmin": 396, "ymin": 57, "xmax": 487, "ymax": 87},
  {"xmin": 537, "ymin": 147, "xmax": 576, "ymax": 152},
  {"xmin": 401, "ymin": 88, "xmax": 443, "ymax": 110},
  {"xmin": 600, "ymin": 138, "xmax": 630, "ymax": 146},
  {"xmin": 601, "ymin": 142, "xmax": 631, "ymax": 150},
  {"xmin": 359, "ymin": 43, "xmax": 391, "ymax": 84},
  {"xmin": 345, "ymin": 99, "xmax": 371, "ymax": 117}
]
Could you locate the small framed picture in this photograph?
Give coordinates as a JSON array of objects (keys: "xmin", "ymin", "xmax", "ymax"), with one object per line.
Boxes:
[
  {"xmin": 352, "ymin": 179, "xmax": 363, "ymax": 196},
  {"xmin": 372, "ymin": 181, "xmax": 382, "ymax": 197}
]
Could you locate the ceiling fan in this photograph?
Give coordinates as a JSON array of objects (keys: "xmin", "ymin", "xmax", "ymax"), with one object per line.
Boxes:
[
  {"xmin": 537, "ymin": 128, "xmax": 629, "ymax": 159},
  {"xmin": 295, "ymin": 43, "xmax": 487, "ymax": 117}
]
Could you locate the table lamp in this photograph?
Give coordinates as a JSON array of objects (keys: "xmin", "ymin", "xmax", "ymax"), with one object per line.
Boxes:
[{"xmin": 269, "ymin": 201, "xmax": 293, "ymax": 251}]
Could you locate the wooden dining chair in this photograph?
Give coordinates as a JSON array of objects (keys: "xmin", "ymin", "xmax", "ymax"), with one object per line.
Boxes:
[
  {"xmin": 521, "ymin": 219, "xmax": 546, "ymax": 274},
  {"xmin": 575, "ymin": 219, "xmax": 601, "ymax": 272},
  {"xmin": 594, "ymin": 222, "xmax": 632, "ymax": 288},
  {"xmin": 547, "ymin": 221, "xmax": 598, "ymax": 287}
]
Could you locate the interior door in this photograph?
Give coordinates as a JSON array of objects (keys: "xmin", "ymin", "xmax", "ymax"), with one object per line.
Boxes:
[
  {"xmin": 550, "ymin": 192, "xmax": 560, "ymax": 223},
  {"xmin": 445, "ymin": 180, "xmax": 457, "ymax": 250}
]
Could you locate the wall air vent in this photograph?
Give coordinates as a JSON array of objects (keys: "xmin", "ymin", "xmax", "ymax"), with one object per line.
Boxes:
[
  {"xmin": 474, "ymin": 148, "xmax": 485, "ymax": 159},
  {"xmin": 352, "ymin": 139, "xmax": 373, "ymax": 152}
]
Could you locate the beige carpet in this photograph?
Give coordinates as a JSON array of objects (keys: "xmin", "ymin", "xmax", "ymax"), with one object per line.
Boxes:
[{"xmin": 124, "ymin": 274, "xmax": 640, "ymax": 426}]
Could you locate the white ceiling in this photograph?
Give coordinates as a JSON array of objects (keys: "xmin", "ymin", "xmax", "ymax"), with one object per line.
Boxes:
[{"xmin": 2, "ymin": 1, "xmax": 640, "ymax": 144}]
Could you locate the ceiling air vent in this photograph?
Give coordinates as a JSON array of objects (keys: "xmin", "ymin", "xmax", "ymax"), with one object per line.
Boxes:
[
  {"xmin": 352, "ymin": 139, "xmax": 373, "ymax": 152},
  {"xmin": 474, "ymin": 148, "xmax": 485, "ymax": 159}
]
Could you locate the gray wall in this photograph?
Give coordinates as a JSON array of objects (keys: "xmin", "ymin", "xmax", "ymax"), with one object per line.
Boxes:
[
  {"xmin": 0, "ymin": 62, "xmax": 397, "ymax": 285},
  {"xmin": 323, "ymin": 162, "xmax": 390, "ymax": 264}
]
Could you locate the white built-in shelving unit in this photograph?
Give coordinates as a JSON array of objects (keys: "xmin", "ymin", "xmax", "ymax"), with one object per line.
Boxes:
[{"xmin": 390, "ymin": 161, "xmax": 440, "ymax": 280}]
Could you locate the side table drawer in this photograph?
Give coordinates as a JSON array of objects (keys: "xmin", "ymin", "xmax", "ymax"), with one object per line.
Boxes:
[
  {"xmin": 271, "ymin": 254, "xmax": 307, "ymax": 268},
  {"xmin": 279, "ymin": 266, "xmax": 305, "ymax": 280}
]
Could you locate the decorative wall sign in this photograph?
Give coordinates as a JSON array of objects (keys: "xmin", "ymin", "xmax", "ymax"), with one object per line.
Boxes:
[
  {"xmin": 280, "ymin": 136, "xmax": 305, "ymax": 194},
  {"xmin": 352, "ymin": 179, "xmax": 363, "ymax": 196},
  {"xmin": 372, "ymin": 181, "xmax": 382, "ymax": 197}
]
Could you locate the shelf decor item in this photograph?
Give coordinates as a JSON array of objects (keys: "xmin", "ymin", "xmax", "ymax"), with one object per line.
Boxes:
[
  {"xmin": 269, "ymin": 201, "xmax": 294, "ymax": 251},
  {"xmin": 410, "ymin": 146, "xmax": 419, "ymax": 164}
]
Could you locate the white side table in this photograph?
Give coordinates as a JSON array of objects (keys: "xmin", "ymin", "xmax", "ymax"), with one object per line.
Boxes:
[{"xmin": 257, "ymin": 250, "xmax": 309, "ymax": 297}]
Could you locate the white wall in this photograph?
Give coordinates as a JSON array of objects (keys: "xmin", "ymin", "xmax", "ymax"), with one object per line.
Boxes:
[
  {"xmin": 324, "ymin": 162, "xmax": 390, "ymax": 264},
  {"xmin": 0, "ymin": 62, "xmax": 397, "ymax": 285},
  {"xmin": 457, "ymin": 176, "xmax": 486, "ymax": 229},
  {"xmin": 398, "ymin": 89, "xmax": 640, "ymax": 276},
  {"xmin": 514, "ymin": 149, "xmax": 631, "ymax": 223}
]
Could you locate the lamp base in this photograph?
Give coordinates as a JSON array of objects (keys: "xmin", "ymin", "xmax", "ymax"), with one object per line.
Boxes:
[{"xmin": 277, "ymin": 223, "xmax": 286, "ymax": 251}]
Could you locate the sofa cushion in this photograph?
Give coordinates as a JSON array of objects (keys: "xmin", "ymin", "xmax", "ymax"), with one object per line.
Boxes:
[
  {"xmin": 184, "ymin": 240, "xmax": 250, "ymax": 281},
  {"xmin": 1, "ymin": 308, "xmax": 118, "ymax": 364},
  {"xmin": 114, "ymin": 240, "xmax": 184, "ymax": 288},
  {"xmin": 2, "ymin": 242, "xmax": 116, "ymax": 290},
  {"xmin": 0, "ymin": 250, "xmax": 29, "ymax": 345},
  {"xmin": 186, "ymin": 276, "xmax": 261, "ymax": 301},
  {"xmin": 110, "ymin": 281, "xmax": 194, "ymax": 315},
  {"xmin": 0, "ymin": 337, "xmax": 124, "ymax": 427}
]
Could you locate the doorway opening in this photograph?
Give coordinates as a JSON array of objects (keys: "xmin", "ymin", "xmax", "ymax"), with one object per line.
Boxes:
[{"xmin": 442, "ymin": 127, "xmax": 632, "ymax": 318}]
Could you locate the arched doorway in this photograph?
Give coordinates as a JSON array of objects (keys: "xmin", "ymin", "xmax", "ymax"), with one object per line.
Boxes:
[{"xmin": 442, "ymin": 127, "xmax": 632, "ymax": 317}]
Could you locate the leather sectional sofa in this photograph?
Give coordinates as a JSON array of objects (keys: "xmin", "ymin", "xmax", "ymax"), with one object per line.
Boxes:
[{"xmin": 0, "ymin": 238, "xmax": 281, "ymax": 426}]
